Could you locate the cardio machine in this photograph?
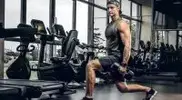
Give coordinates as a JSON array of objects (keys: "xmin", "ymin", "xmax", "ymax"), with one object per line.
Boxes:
[
  {"xmin": 0, "ymin": 23, "xmax": 64, "ymax": 100},
  {"xmin": 6, "ymin": 24, "xmax": 36, "ymax": 79},
  {"xmin": 30, "ymin": 19, "xmax": 79, "ymax": 83}
]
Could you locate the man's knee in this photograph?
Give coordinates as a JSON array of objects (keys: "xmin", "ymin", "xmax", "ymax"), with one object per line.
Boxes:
[
  {"xmin": 86, "ymin": 60, "xmax": 101, "ymax": 71},
  {"xmin": 115, "ymin": 82, "xmax": 128, "ymax": 93}
]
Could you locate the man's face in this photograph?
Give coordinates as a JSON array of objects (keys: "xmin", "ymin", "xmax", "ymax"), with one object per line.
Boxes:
[{"xmin": 107, "ymin": 4, "xmax": 120, "ymax": 17}]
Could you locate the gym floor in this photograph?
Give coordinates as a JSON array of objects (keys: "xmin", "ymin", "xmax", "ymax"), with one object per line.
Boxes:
[{"xmin": 46, "ymin": 81, "xmax": 182, "ymax": 100}]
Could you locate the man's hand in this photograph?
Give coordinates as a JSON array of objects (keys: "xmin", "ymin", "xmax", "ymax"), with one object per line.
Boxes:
[
  {"xmin": 112, "ymin": 63, "xmax": 127, "ymax": 74},
  {"xmin": 119, "ymin": 66, "xmax": 127, "ymax": 73}
]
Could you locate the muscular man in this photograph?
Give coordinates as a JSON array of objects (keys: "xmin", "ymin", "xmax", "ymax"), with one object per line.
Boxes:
[{"xmin": 82, "ymin": 0, "xmax": 157, "ymax": 100}]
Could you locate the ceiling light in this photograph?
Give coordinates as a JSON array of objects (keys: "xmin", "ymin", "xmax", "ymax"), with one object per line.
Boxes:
[{"xmin": 173, "ymin": 0, "xmax": 181, "ymax": 4}]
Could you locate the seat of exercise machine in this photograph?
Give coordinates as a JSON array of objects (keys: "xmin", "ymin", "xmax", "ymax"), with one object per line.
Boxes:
[
  {"xmin": 50, "ymin": 30, "xmax": 78, "ymax": 63},
  {"xmin": 50, "ymin": 56, "xmax": 67, "ymax": 64},
  {"xmin": 37, "ymin": 30, "xmax": 78, "ymax": 71}
]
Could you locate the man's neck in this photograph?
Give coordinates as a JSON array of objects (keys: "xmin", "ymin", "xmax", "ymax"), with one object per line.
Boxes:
[{"xmin": 111, "ymin": 15, "xmax": 120, "ymax": 22}]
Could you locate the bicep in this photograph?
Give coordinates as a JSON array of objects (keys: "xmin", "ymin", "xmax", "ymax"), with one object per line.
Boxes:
[{"xmin": 119, "ymin": 23, "xmax": 131, "ymax": 46}]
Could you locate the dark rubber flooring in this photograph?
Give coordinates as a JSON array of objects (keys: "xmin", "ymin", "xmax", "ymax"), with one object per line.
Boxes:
[{"xmin": 47, "ymin": 81, "xmax": 182, "ymax": 100}]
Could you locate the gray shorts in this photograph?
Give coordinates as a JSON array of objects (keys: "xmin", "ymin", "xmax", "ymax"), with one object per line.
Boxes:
[{"xmin": 98, "ymin": 55, "xmax": 125, "ymax": 82}]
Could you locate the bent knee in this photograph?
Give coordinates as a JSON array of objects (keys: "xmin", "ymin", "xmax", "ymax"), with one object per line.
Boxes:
[
  {"xmin": 86, "ymin": 60, "xmax": 101, "ymax": 71},
  {"xmin": 116, "ymin": 83, "xmax": 128, "ymax": 93}
]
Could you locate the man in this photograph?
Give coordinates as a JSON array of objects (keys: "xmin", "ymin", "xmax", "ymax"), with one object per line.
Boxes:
[{"xmin": 82, "ymin": 0, "xmax": 157, "ymax": 100}]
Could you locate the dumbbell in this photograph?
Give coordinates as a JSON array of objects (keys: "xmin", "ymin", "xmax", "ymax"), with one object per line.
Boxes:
[{"xmin": 110, "ymin": 62, "xmax": 134, "ymax": 80}]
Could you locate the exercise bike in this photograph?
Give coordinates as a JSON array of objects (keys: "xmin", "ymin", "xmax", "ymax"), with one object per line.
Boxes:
[{"xmin": 6, "ymin": 24, "xmax": 36, "ymax": 79}]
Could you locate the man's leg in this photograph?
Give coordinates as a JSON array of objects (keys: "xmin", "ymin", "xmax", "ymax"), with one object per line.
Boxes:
[
  {"xmin": 84, "ymin": 59, "xmax": 102, "ymax": 99},
  {"xmin": 115, "ymin": 81, "xmax": 150, "ymax": 93},
  {"xmin": 115, "ymin": 82, "xmax": 157, "ymax": 100}
]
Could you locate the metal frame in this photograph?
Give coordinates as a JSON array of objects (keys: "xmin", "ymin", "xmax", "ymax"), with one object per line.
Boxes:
[
  {"xmin": 20, "ymin": 0, "xmax": 27, "ymax": 24},
  {"xmin": 107, "ymin": 0, "xmax": 109, "ymax": 25},
  {"xmin": 176, "ymin": 30, "xmax": 179, "ymax": 47},
  {"xmin": 138, "ymin": 2, "xmax": 142, "ymax": 41},
  {"xmin": 154, "ymin": 29, "xmax": 182, "ymax": 31},
  {"xmin": 87, "ymin": 0, "xmax": 94, "ymax": 45},
  {"xmin": 77, "ymin": 0, "xmax": 107, "ymax": 10},
  {"xmin": 5, "ymin": 38, "xmax": 62, "ymax": 45},
  {"xmin": 151, "ymin": 0, "xmax": 155, "ymax": 46},
  {"xmin": 130, "ymin": 2, "xmax": 132, "ymax": 29},
  {"xmin": 49, "ymin": 0, "xmax": 55, "ymax": 58},
  {"xmin": 0, "ymin": 0, "xmax": 5, "ymax": 78},
  {"xmin": 122, "ymin": 14, "xmax": 142, "ymax": 22},
  {"xmin": 120, "ymin": 0, "xmax": 122, "ymax": 6},
  {"xmin": 129, "ymin": 0, "xmax": 142, "ymax": 6},
  {"xmin": 72, "ymin": 0, "xmax": 77, "ymax": 30}
]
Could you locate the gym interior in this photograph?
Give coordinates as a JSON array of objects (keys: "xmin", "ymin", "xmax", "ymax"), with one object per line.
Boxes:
[{"xmin": 0, "ymin": 0, "xmax": 182, "ymax": 100}]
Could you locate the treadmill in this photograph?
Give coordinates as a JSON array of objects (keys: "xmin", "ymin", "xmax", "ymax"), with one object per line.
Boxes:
[
  {"xmin": 0, "ymin": 84, "xmax": 30, "ymax": 100},
  {"xmin": 0, "ymin": 79, "xmax": 64, "ymax": 99},
  {"xmin": 0, "ymin": 26, "xmax": 64, "ymax": 99}
]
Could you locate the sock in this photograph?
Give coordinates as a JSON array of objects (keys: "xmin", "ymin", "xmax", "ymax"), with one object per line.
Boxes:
[{"xmin": 85, "ymin": 96, "xmax": 93, "ymax": 99}]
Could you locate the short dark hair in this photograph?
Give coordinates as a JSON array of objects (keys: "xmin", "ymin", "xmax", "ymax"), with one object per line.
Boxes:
[
  {"xmin": 107, "ymin": 0, "xmax": 122, "ymax": 14},
  {"xmin": 107, "ymin": 0, "xmax": 120, "ymax": 8}
]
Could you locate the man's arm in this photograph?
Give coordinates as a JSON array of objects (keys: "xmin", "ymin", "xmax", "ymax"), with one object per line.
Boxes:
[{"xmin": 118, "ymin": 21, "xmax": 131, "ymax": 67}]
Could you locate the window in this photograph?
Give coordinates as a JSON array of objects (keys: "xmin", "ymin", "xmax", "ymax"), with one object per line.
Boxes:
[
  {"xmin": 121, "ymin": 0, "xmax": 131, "ymax": 16},
  {"xmin": 132, "ymin": 2, "xmax": 137, "ymax": 19},
  {"xmin": 5, "ymin": 0, "xmax": 21, "ymax": 28},
  {"xmin": 94, "ymin": 0, "xmax": 107, "ymax": 7},
  {"xmin": 179, "ymin": 31, "xmax": 182, "ymax": 35},
  {"xmin": 76, "ymin": 1, "xmax": 88, "ymax": 44},
  {"xmin": 56, "ymin": 0, "xmax": 73, "ymax": 31},
  {"xmin": 137, "ymin": 4, "xmax": 142, "ymax": 20},
  {"xmin": 4, "ymin": 0, "xmax": 21, "ymax": 52},
  {"xmin": 155, "ymin": 31, "xmax": 168, "ymax": 47},
  {"xmin": 131, "ymin": 20, "xmax": 141, "ymax": 49},
  {"xmin": 94, "ymin": 8, "xmax": 107, "ymax": 47},
  {"xmin": 168, "ymin": 31, "xmax": 177, "ymax": 46},
  {"xmin": 157, "ymin": 12, "xmax": 164, "ymax": 26},
  {"xmin": 27, "ymin": 0, "xmax": 49, "ymax": 26},
  {"xmin": 154, "ymin": 11, "xmax": 166, "ymax": 29},
  {"xmin": 4, "ymin": 0, "xmax": 21, "ymax": 71},
  {"xmin": 178, "ymin": 37, "xmax": 182, "ymax": 47}
]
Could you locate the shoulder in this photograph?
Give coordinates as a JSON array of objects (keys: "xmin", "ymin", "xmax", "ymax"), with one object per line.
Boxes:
[{"xmin": 116, "ymin": 19, "xmax": 129, "ymax": 31}]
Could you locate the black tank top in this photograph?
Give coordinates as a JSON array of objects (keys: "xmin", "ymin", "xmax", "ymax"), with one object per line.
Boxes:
[{"xmin": 105, "ymin": 18, "xmax": 124, "ymax": 57}]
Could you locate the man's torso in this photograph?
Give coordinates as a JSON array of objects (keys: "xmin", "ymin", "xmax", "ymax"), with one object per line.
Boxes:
[{"xmin": 105, "ymin": 18, "xmax": 124, "ymax": 57}]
